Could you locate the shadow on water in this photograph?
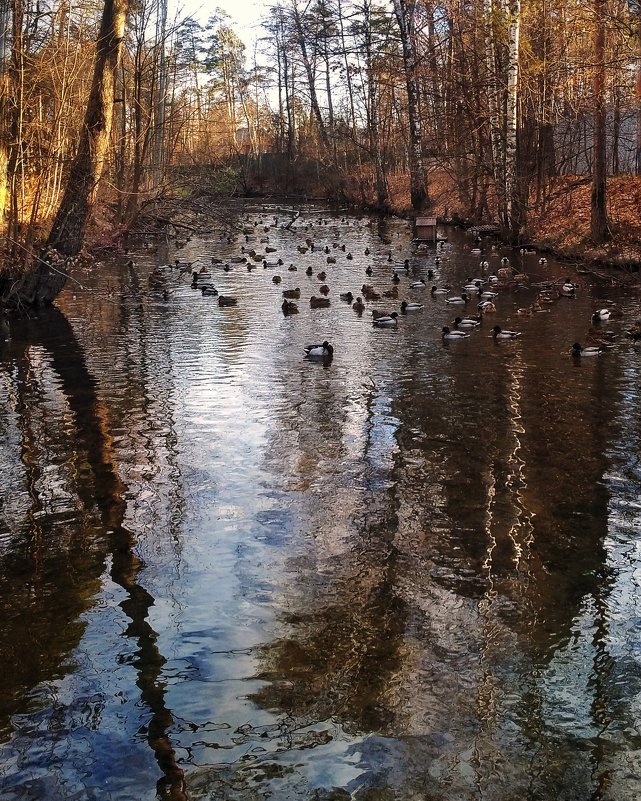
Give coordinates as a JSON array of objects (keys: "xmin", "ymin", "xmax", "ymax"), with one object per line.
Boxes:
[{"xmin": 0, "ymin": 308, "xmax": 186, "ymax": 800}]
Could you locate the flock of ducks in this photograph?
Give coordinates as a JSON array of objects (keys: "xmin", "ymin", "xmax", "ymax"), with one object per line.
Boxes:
[{"xmin": 140, "ymin": 212, "xmax": 641, "ymax": 362}]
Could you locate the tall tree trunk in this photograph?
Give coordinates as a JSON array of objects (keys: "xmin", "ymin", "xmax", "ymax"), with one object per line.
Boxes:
[
  {"xmin": 47, "ymin": 0, "xmax": 130, "ymax": 257},
  {"xmin": 591, "ymin": 0, "xmax": 609, "ymax": 243},
  {"xmin": 392, "ymin": 0, "xmax": 429, "ymax": 211},
  {"xmin": 0, "ymin": 0, "xmax": 11, "ymax": 229},
  {"xmin": 291, "ymin": 1, "xmax": 330, "ymax": 153},
  {"xmin": 504, "ymin": 0, "xmax": 521, "ymax": 241},
  {"xmin": 636, "ymin": 10, "xmax": 641, "ymax": 176}
]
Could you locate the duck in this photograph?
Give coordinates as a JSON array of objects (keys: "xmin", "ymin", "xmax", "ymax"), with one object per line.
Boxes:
[
  {"xmin": 454, "ymin": 316, "xmax": 480, "ymax": 329},
  {"xmin": 272, "ymin": 275, "xmax": 282, "ymax": 284},
  {"xmin": 319, "ymin": 284, "xmax": 330, "ymax": 296},
  {"xmin": 444, "ymin": 293, "xmax": 469, "ymax": 304},
  {"xmin": 559, "ymin": 281, "xmax": 576, "ymax": 297},
  {"xmin": 373, "ymin": 312, "xmax": 399, "ymax": 327},
  {"xmin": 352, "ymin": 297, "xmax": 366, "ymax": 313},
  {"xmin": 464, "ymin": 281, "xmax": 483, "ymax": 291},
  {"xmin": 306, "ymin": 265, "xmax": 313, "ymax": 275},
  {"xmin": 340, "ymin": 291, "xmax": 354, "ymax": 303},
  {"xmin": 304, "ymin": 341, "xmax": 334, "ymax": 358},
  {"xmin": 218, "ymin": 295, "xmax": 238, "ymax": 306},
  {"xmin": 492, "ymin": 325, "xmax": 521, "ymax": 340},
  {"xmin": 175, "ymin": 259, "xmax": 193, "ymax": 269},
  {"xmin": 263, "ymin": 260, "xmax": 281, "ymax": 269},
  {"xmin": 282, "ymin": 299, "xmax": 299, "ymax": 315},
  {"xmin": 327, "ymin": 256, "xmax": 337, "ymax": 264},
  {"xmin": 539, "ymin": 257, "xmax": 548, "ymax": 265},
  {"xmin": 391, "ymin": 259, "xmax": 411, "ymax": 272},
  {"xmin": 410, "ymin": 279, "xmax": 426, "ymax": 289},
  {"xmin": 310, "ymin": 295, "xmax": 331, "ymax": 308},
  {"xmin": 1, "ymin": 313, "xmax": 10, "ymax": 341},
  {"xmin": 430, "ymin": 285, "xmax": 449, "ymax": 295},
  {"xmin": 288, "ymin": 264, "xmax": 297, "ymax": 271},
  {"xmin": 317, "ymin": 271, "xmax": 327, "ymax": 281},
  {"xmin": 201, "ymin": 285, "xmax": 218, "ymax": 296},
  {"xmin": 282, "ymin": 288, "xmax": 300, "ymax": 299},
  {"xmin": 479, "ymin": 260, "xmax": 490, "ymax": 269},
  {"xmin": 400, "ymin": 301, "xmax": 423, "ymax": 313},
  {"xmin": 478, "ymin": 300, "xmax": 497, "ymax": 313},
  {"xmin": 500, "ymin": 257, "xmax": 510, "ymax": 266},
  {"xmin": 366, "ymin": 266, "xmax": 374, "ymax": 276},
  {"xmin": 571, "ymin": 342, "xmax": 602, "ymax": 357},
  {"xmin": 230, "ymin": 256, "xmax": 247, "ymax": 263},
  {"xmin": 592, "ymin": 308, "xmax": 611, "ymax": 322},
  {"xmin": 383, "ymin": 287, "xmax": 399, "ymax": 299},
  {"xmin": 479, "ymin": 290, "xmax": 499, "ymax": 300},
  {"xmin": 442, "ymin": 326, "xmax": 470, "ymax": 340}
]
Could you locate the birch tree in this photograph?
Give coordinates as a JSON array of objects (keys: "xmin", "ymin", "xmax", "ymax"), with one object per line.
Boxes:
[{"xmin": 392, "ymin": 0, "xmax": 429, "ymax": 210}]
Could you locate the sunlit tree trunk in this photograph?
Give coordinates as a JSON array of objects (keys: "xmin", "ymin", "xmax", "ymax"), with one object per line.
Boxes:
[
  {"xmin": 47, "ymin": 0, "xmax": 131, "ymax": 256},
  {"xmin": 392, "ymin": 0, "xmax": 429, "ymax": 210},
  {"xmin": 0, "ymin": 0, "xmax": 10, "ymax": 228},
  {"xmin": 505, "ymin": 0, "xmax": 521, "ymax": 240},
  {"xmin": 636, "ymin": 9, "xmax": 641, "ymax": 176},
  {"xmin": 591, "ymin": 0, "xmax": 609, "ymax": 243}
]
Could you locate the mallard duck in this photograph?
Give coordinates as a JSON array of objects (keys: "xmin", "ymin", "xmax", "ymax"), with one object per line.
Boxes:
[
  {"xmin": 493, "ymin": 325, "xmax": 521, "ymax": 340},
  {"xmin": 288, "ymin": 264, "xmax": 297, "ymax": 271},
  {"xmin": 571, "ymin": 342, "xmax": 602, "ymax": 357},
  {"xmin": 479, "ymin": 260, "xmax": 490, "ymax": 269},
  {"xmin": 445, "ymin": 293, "xmax": 469, "ymax": 304},
  {"xmin": 479, "ymin": 290, "xmax": 499, "ymax": 299},
  {"xmin": 1, "ymin": 313, "xmax": 10, "ymax": 341},
  {"xmin": 410, "ymin": 279, "xmax": 426, "ymax": 289},
  {"xmin": 175, "ymin": 259, "xmax": 193, "ymax": 269},
  {"xmin": 319, "ymin": 284, "xmax": 330, "ymax": 296},
  {"xmin": 327, "ymin": 256, "xmax": 336, "ymax": 264},
  {"xmin": 478, "ymin": 300, "xmax": 497, "ymax": 313},
  {"xmin": 340, "ymin": 291, "xmax": 354, "ymax": 303},
  {"xmin": 500, "ymin": 257, "xmax": 510, "ymax": 266},
  {"xmin": 352, "ymin": 297, "xmax": 366, "ymax": 313},
  {"xmin": 272, "ymin": 275, "xmax": 282, "ymax": 284},
  {"xmin": 453, "ymin": 316, "xmax": 480, "ymax": 329},
  {"xmin": 430, "ymin": 285, "xmax": 449, "ymax": 295},
  {"xmin": 464, "ymin": 281, "xmax": 483, "ymax": 291},
  {"xmin": 592, "ymin": 308, "xmax": 611, "ymax": 322},
  {"xmin": 442, "ymin": 326, "xmax": 470, "ymax": 340},
  {"xmin": 218, "ymin": 295, "xmax": 237, "ymax": 306},
  {"xmin": 383, "ymin": 287, "xmax": 399, "ymax": 299},
  {"xmin": 282, "ymin": 300, "xmax": 299, "ymax": 315},
  {"xmin": 560, "ymin": 281, "xmax": 576, "ymax": 297},
  {"xmin": 310, "ymin": 296, "xmax": 331, "ymax": 308},
  {"xmin": 373, "ymin": 312, "xmax": 399, "ymax": 327},
  {"xmin": 401, "ymin": 301, "xmax": 423, "ymax": 313},
  {"xmin": 539, "ymin": 257, "xmax": 548, "ymax": 265},
  {"xmin": 282, "ymin": 288, "xmax": 300, "ymax": 299},
  {"xmin": 306, "ymin": 266, "xmax": 313, "ymax": 275},
  {"xmin": 263, "ymin": 260, "xmax": 281, "ymax": 269},
  {"xmin": 392, "ymin": 260, "xmax": 410, "ymax": 272},
  {"xmin": 366, "ymin": 266, "xmax": 374, "ymax": 276},
  {"xmin": 317, "ymin": 271, "xmax": 327, "ymax": 281},
  {"xmin": 304, "ymin": 341, "xmax": 334, "ymax": 358},
  {"xmin": 201, "ymin": 285, "xmax": 218, "ymax": 296},
  {"xmin": 230, "ymin": 256, "xmax": 247, "ymax": 263}
]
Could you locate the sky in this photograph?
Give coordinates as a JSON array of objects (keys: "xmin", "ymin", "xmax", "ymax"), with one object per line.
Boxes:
[{"xmin": 172, "ymin": 0, "xmax": 269, "ymax": 47}]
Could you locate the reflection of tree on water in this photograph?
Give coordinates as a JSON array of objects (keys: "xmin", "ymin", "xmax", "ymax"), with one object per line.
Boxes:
[
  {"xmin": 0, "ymin": 308, "xmax": 186, "ymax": 800},
  {"xmin": 250, "ymin": 368, "xmax": 408, "ymax": 734}
]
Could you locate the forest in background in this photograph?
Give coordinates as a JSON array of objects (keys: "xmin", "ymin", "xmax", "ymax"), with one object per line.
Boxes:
[{"xmin": 1, "ymin": 0, "xmax": 641, "ymax": 300}]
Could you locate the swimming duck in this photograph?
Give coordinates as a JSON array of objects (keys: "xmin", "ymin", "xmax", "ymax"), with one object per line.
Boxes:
[
  {"xmin": 559, "ymin": 281, "xmax": 576, "ymax": 297},
  {"xmin": 319, "ymin": 284, "xmax": 330, "ymax": 296},
  {"xmin": 306, "ymin": 265, "xmax": 313, "ymax": 275},
  {"xmin": 218, "ymin": 295, "xmax": 238, "ymax": 306},
  {"xmin": 366, "ymin": 266, "xmax": 374, "ymax": 276},
  {"xmin": 478, "ymin": 300, "xmax": 497, "ymax": 313},
  {"xmin": 317, "ymin": 271, "xmax": 327, "ymax": 281},
  {"xmin": 479, "ymin": 290, "xmax": 499, "ymax": 299},
  {"xmin": 454, "ymin": 316, "xmax": 481, "ymax": 329},
  {"xmin": 464, "ymin": 281, "xmax": 483, "ymax": 291},
  {"xmin": 1, "ymin": 313, "xmax": 10, "ymax": 341},
  {"xmin": 430, "ymin": 286, "xmax": 449, "ymax": 295},
  {"xmin": 479, "ymin": 260, "xmax": 490, "ymax": 269},
  {"xmin": 304, "ymin": 341, "xmax": 334, "ymax": 358},
  {"xmin": 288, "ymin": 264, "xmax": 297, "ymax": 271},
  {"xmin": 352, "ymin": 297, "xmax": 366, "ymax": 313},
  {"xmin": 310, "ymin": 295, "xmax": 331, "ymax": 308},
  {"xmin": 571, "ymin": 342, "xmax": 602, "ymax": 357},
  {"xmin": 201, "ymin": 285, "xmax": 218, "ymax": 296},
  {"xmin": 500, "ymin": 257, "xmax": 510, "ymax": 266},
  {"xmin": 539, "ymin": 257, "xmax": 548, "ymax": 265},
  {"xmin": 592, "ymin": 308, "xmax": 611, "ymax": 322},
  {"xmin": 282, "ymin": 300, "xmax": 299, "ymax": 315},
  {"xmin": 493, "ymin": 325, "xmax": 521, "ymax": 340},
  {"xmin": 282, "ymin": 288, "xmax": 300, "ymax": 299},
  {"xmin": 445, "ymin": 293, "xmax": 469, "ymax": 304},
  {"xmin": 272, "ymin": 275, "xmax": 282, "ymax": 284},
  {"xmin": 400, "ymin": 301, "xmax": 423, "ymax": 313},
  {"xmin": 340, "ymin": 291, "xmax": 354, "ymax": 303},
  {"xmin": 410, "ymin": 279, "xmax": 426, "ymax": 289},
  {"xmin": 442, "ymin": 326, "xmax": 470, "ymax": 340},
  {"xmin": 373, "ymin": 312, "xmax": 399, "ymax": 327}
]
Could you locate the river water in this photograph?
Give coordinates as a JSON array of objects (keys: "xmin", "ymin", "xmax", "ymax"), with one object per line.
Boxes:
[{"xmin": 1, "ymin": 202, "xmax": 641, "ymax": 800}]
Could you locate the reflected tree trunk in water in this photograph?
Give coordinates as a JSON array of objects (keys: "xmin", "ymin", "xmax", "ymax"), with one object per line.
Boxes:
[{"xmin": 7, "ymin": 308, "xmax": 187, "ymax": 800}]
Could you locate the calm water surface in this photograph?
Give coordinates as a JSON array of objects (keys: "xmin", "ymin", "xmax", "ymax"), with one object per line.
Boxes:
[{"xmin": 1, "ymin": 203, "xmax": 641, "ymax": 800}]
